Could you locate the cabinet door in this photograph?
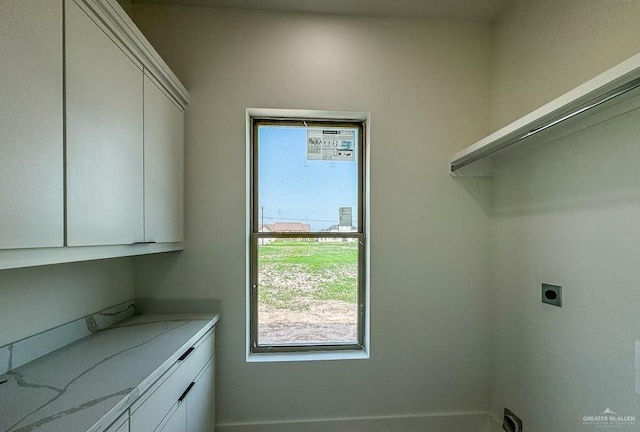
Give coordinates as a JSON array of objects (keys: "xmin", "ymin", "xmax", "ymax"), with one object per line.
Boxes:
[
  {"xmin": 105, "ymin": 412, "xmax": 129, "ymax": 432},
  {"xmin": 65, "ymin": 0, "xmax": 144, "ymax": 246},
  {"xmin": 111, "ymin": 421, "xmax": 129, "ymax": 432},
  {"xmin": 0, "ymin": 0, "xmax": 63, "ymax": 249},
  {"xmin": 186, "ymin": 359, "xmax": 215, "ymax": 432},
  {"xmin": 144, "ymin": 74, "xmax": 184, "ymax": 243},
  {"xmin": 157, "ymin": 402, "xmax": 187, "ymax": 432},
  {"xmin": 131, "ymin": 331, "xmax": 215, "ymax": 432}
]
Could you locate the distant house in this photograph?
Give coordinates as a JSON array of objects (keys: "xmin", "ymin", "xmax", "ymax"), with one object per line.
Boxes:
[
  {"xmin": 261, "ymin": 222, "xmax": 311, "ymax": 233},
  {"xmin": 318, "ymin": 224, "xmax": 357, "ymax": 243},
  {"xmin": 259, "ymin": 222, "xmax": 311, "ymax": 244}
]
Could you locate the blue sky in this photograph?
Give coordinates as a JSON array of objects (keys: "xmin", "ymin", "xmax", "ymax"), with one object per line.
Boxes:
[{"xmin": 258, "ymin": 126, "xmax": 358, "ymax": 231}]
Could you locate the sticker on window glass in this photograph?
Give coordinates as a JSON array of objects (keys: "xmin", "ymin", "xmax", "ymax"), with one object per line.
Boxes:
[{"xmin": 307, "ymin": 129, "xmax": 355, "ymax": 161}]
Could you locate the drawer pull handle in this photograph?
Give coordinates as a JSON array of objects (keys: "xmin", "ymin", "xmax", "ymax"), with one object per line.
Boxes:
[
  {"xmin": 178, "ymin": 347, "xmax": 195, "ymax": 361},
  {"xmin": 178, "ymin": 382, "xmax": 195, "ymax": 402}
]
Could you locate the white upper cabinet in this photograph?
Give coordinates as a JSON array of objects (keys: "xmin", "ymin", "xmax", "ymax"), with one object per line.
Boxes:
[
  {"xmin": 144, "ymin": 74, "xmax": 185, "ymax": 243},
  {"xmin": 0, "ymin": 0, "xmax": 189, "ymax": 269},
  {"xmin": 65, "ymin": 0, "xmax": 145, "ymax": 246},
  {"xmin": 0, "ymin": 0, "xmax": 64, "ymax": 249},
  {"xmin": 105, "ymin": 413, "xmax": 129, "ymax": 432}
]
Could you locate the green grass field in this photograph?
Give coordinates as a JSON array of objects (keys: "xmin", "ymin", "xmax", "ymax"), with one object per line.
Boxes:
[{"xmin": 258, "ymin": 240, "xmax": 358, "ymax": 310}]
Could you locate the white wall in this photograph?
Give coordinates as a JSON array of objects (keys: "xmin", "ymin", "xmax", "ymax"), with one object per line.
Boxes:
[
  {"xmin": 491, "ymin": 0, "xmax": 640, "ymax": 130},
  {"xmin": 132, "ymin": 6, "xmax": 493, "ymax": 428},
  {"xmin": 0, "ymin": 258, "xmax": 134, "ymax": 346},
  {"xmin": 489, "ymin": 0, "xmax": 640, "ymax": 430}
]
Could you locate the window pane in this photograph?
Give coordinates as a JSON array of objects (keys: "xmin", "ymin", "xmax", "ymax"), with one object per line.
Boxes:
[
  {"xmin": 257, "ymin": 125, "xmax": 359, "ymax": 233},
  {"xmin": 257, "ymin": 238, "xmax": 359, "ymax": 346}
]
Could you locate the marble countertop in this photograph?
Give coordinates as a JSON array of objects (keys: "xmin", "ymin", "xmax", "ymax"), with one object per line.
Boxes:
[{"xmin": 0, "ymin": 313, "xmax": 219, "ymax": 432}]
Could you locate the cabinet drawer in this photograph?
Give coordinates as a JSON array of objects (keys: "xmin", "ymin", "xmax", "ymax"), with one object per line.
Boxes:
[
  {"xmin": 156, "ymin": 400, "xmax": 186, "ymax": 432},
  {"xmin": 186, "ymin": 358, "xmax": 215, "ymax": 432},
  {"xmin": 130, "ymin": 329, "xmax": 215, "ymax": 432},
  {"xmin": 105, "ymin": 411, "xmax": 129, "ymax": 432}
]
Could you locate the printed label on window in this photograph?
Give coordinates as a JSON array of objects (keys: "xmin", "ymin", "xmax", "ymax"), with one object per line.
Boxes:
[{"xmin": 307, "ymin": 129, "xmax": 355, "ymax": 161}]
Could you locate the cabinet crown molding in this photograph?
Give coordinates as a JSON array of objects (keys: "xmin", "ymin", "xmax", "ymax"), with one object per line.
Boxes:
[{"xmin": 78, "ymin": 0, "xmax": 190, "ymax": 109}]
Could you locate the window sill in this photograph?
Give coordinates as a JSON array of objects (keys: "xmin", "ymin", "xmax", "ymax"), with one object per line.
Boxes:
[{"xmin": 246, "ymin": 348, "xmax": 369, "ymax": 363}]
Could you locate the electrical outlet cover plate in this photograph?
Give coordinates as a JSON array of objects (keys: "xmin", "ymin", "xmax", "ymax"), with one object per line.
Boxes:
[
  {"xmin": 542, "ymin": 283, "xmax": 562, "ymax": 307},
  {"xmin": 503, "ymin": 408, "xmax": 523, "ymax": 432}
]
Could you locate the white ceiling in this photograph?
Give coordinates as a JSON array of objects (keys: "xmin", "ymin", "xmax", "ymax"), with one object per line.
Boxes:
[{"xmin": 132, "ymin": 0, "xmax": 513, "ymax": 22}]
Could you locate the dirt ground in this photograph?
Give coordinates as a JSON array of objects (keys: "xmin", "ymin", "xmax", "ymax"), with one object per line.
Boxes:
[{"xmin": 258, "ymin": 300, "xmax": 357, "ymax": 345}]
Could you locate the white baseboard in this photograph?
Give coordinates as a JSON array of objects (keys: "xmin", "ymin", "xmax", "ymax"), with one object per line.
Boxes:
[{"xmin": 217, "ymin": 412, "xmax": 491, "ymax": 432}]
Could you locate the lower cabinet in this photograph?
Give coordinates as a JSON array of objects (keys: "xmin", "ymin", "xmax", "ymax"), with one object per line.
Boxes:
[
  {"xmin": 154, "ymin": 358, "xmax": 214, "ymax": 432},
  {"xmin": 130, "ymin": 329, "xmax": 216, "ymax": 432},
  {"xmin": 186, "ymin": 359, "xmax": 216, "ymax": 432},
  {"xmin": 157, "ymin": 402, "xmax": 186, "ymax": 432},
  {"xmin": 105, "ymin": 412, "xmax": 129, "ymax": 432}
]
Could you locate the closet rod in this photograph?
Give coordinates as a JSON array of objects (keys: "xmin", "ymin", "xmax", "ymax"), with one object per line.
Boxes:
[{"xmin": 451, "ymin": 76, "xmax": 640, "ymax": 172}]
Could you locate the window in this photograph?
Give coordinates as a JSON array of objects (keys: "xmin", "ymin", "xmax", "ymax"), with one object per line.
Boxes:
[{"xmin": 250, "ymin": 117, "xmax": 366, "ymax": 353}]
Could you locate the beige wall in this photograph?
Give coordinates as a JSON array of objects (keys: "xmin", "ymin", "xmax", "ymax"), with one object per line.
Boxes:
[
  {"xmin": 489, "ymin": 0, "xmax": 640, "ymax": 430},
  {"xmin": 132, "ymin": 5, "xmax": 493, "ymax": 427},
  {"xmin": 0, "ymin": 258, "xmax": 134, "ymax": 346},
  {"xmin": 491, "ymin": 0, "xmax": 640, "ymax": 130},
  {"xmin": 116, "ymin": 0, "xmax": 134, "ymax": 18}
]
